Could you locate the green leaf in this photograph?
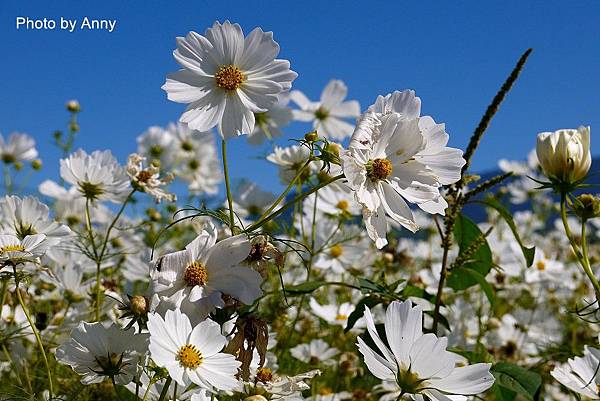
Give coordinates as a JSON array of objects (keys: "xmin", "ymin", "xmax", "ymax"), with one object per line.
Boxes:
[
  {"xmin": 344, "ymin": 296, "xmax": 381, "ymax": 332},
  {"xmin": 284, "ymin": 281, "xmax": 325, "ymax": 295},
  {"xmin": 357, "ymin": 277, "xmax": 388, "ymax": 295},
  {"xmin": 491, "ymin": 362, "xmax": 542, "ymax": 401},
  {"xmin": 449, "ymin": 267, "xmax": 495, "ymax": 306},
  {"xmin": 447, "ymin": 214, "xmax": 493, "ymax": 290},
  {"xmin": 476, "ymin": 197, "xmax": 536, "ymax": 266}
]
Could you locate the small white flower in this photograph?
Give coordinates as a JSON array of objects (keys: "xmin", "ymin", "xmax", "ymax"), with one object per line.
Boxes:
[
  {"xmin": 147, "ymin": 309, "xmax": 240, "ymax": 390},
  {"xmin": 551, "ymin": 345, "xmax": 600, "ymax": 400},
  {"xmin": 0, "ymin": 195, "xmax": 72, "ymax": 245},
  {"xmin": 56, "ymin": 322, "xmax": 147, "ymax": 385},
  {"xmin": 249, "ymin": 94, "xmax": 293, "ymax": 145},
  {"xmin": 162, "ymin": 21, "xmax": 297, "ymax": 139},
  {"xmin": 290, "ymin": 339, "xmax": 339, "ymax": 366},
  {"xmin": 0, "ymin": 132, "xmax": 38, "ymax": 164},
  {"xmin": 290, "ymin": 80, "xmax": 360, "ymax": 140},
  {"xmin": 267, "ymin": 145, "xmax": 312, "ymax": 184},
  {"xmin": 137, "ymin": 125, "xmax": 177, "ymax": 168},
  {"xmin": 357, "ymin": 300, "xmax": 494, "ymax": 400},
  {"xmin": 0, "ymin": 234, "xmax": 48, "ymax": 264},
  {"xmin": 150, "ymin": 222, "xmax": 262, "ymax": 318},
  {"xmin": 233, "ymin": 182, "xmax": 276, "ymax": 220},
  {"xmin": 126, "ymin": 153, "xmax": 176, "ymax": 203},
  {"xmin": 309, "ymin": 299, "xmax": 358, "ymax": 327},
  {"xmin": 60, "ymin": 149, "xmax": 130, "ymax": 203}
]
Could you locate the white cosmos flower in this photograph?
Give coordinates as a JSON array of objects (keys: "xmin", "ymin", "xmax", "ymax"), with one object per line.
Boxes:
[
  {"xmin": 60, "ymin": 149, "xmax": 131, "ymax": 203},
  {"xmin": 341, "ymin": 90, "xmax": 465, "ymax": 248},
  {"xmin": 147, "ymin": 308, "xmax": 240, "ymax": 390},
  {"xmin": 162, "ymin": 20, "xmax": 297, "ymax": 139},
  {"xmin": 551, "ymin": 345, "xmax": 600, "ymax": 400},
  {"xmin": 290, "ymin": 339, "xmax": 339, "ymax": 366},
  {"xmin": 137, "ymin": 125, "xmax": 177, "ymax": 168},
  {"xmin": 0, "ymin": 132, "xmax": 38, "ymax": 164},
  {"xmin": 309, "ymin": 299, "xmax": 360, "ymax": 328},
  {"xmin": 233, "ymin": 182, "xmax": 276, "ymax": 220},
  {"xmin": 249, "ymin": 94, "xmax": 293, "ymax": 145},
  {"xmin": 267, "ymin": 145, "xmax": 313, "ymax": 184},
  {"xmin": 357, "ymin": 300, "xmax": 494, "ymax": 401},
  {"xmin": 0, "ymin": 195, "xmax": 72, "ymax": 245},
  {"xmin": 290, "ymin": 80, "xmax": 360, "ymax": 140},
  {"xmin": 0, "ymin": 234, "xmax": 49, "ymax": 264},
  {"xmin": 150, "ymin": 222, "xmax": 262, "ymax": 318},
  {"xmin": 56, "ymin": 322, "xmax": 147, "ymax": 385}
]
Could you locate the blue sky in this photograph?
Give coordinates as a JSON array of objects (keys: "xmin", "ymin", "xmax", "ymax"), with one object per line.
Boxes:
[{"xmin": 1, "ymin": 1, "xmax": 599, "ymax": 195}]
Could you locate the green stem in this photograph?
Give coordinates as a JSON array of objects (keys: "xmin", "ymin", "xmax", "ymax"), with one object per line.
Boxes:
[
  {"xmin": 560, "ymin": 193, "xmax": 600, "ymax": 301},
  {"xmin": 256, "ymin": 159, "xmax": 312, "ymax": 226},
  {"xmin": 432, "ymin": 245, "xmax": 450, "ymax": 334},
  {"xmin": 157, "ymin": 377, "xmax": 172, "ymax": 401},
  {"xmin": 12, "ymin": 264, "xmax": 54, "ymax": 397},
  {"xmin": 111, "ymin": 376, "xmax": 125, "ymax": 401},
  {"xmin": 246, "ymin": 174, "xmax": 344, "ymax": 233},
  {"xmin": 94, "ymin": 189, "xmax": 135, "ymax": 321},
  {"xmin": 221, "ymin": 140, "xmax": 235, "ymax": 230}
]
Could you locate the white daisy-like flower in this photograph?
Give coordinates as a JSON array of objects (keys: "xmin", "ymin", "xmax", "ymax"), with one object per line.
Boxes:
[
  {"xmin": 290, "ymin": 80, "xmax": 360, "ymax": 140},
  {"xmin": 162, "ymin": 20, "xmax": 297, "ymax": 139},
  {"xmin": 357, "ymin": 300, "xmax": 494, "ymax": 401},
  {"xmin": 0, "ymin": 195, "xmax": 72, "ymax": 245},
  {"xmin": 290, "ymin": 339, "xmax": 339, "ymax": 366},
  {"xmin": 137, "ymin": 125, "xmax": 177, "ymax": 168},
  {"xmin": 233, "ymin": 182, "xmax": 276, "ymax": 220},
  {"xmin": 0, "ymin": 132, "xmax": 38, "ymax": 164},
  {"xmin": 551, "ymin": 345, "xmax": 600, "ymax": 400},
  {"xmin": 150, "ymin": 222, "xmax": 263, "ymax": 317},
  {"xmin": 126, "ymin": 153, "xmax": 176, "ymax": 203},
  {"xmin": 55, "ymin": 322, "xmax": 147, "ymax": 385},
  {"xmin": 267, "ymin": 145, "xmax": 312, "ymax": 184},
  {"xmin": 249, "ymin": 94, "xmax": 293, "ymax": 145},
  {"xmin": 147, "ymin": 308, "xmax": 240, "ymax": 390},
  {"xmin": 341, "ymin": 90, "xmax": 465, "ymax": 248},
  {"xmin": 308, "ymin": 185, "xmax": 361, "ymax": 217},
  {"xmin": 60, "ymin": 149, "xmax": 131, "ymax": 203},
  {"xmin": 309, "ymin": 299, "xmax": 358, "ymax": 327},
  {"xmin": 0, "ymin": 234, "xmax": 49, "ymax": 264}
]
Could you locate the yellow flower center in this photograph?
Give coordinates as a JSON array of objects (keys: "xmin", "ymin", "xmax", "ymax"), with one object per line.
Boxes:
[
  {"xmin": 215, "ymin": 64, "xmax": 245, "ymax": 91},
  {"xmin": 336, "ymin": 200, "xmax": 349, "ymax": 211},
  {"xmin": 177, "ymin": 344, "xmax": 203, "ymax": 369},
  {"xmin": 536, "ymin": 260, "xmax": 546, "ymax": 271},
  {"xmin": 335, "ymin": 313, "xmax": 348, "ymax": 321},
  {"xmin": 329, "ymin": 245, "xmax": 343, "ymax": 258},
  {"xmin": 184, "ymin": 261, "xmax": 208, "ymax": 286},
  {"xmin": 367, "ymin": 158, "xmax": 393, "ymax": 181},
  {"xmin": 0, "ymin": 244, "xmax": 25, "ymax": 254}
]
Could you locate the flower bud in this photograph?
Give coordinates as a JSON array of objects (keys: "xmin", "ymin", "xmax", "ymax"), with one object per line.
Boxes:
[
  {"xmin": 66, "ymin": 99, "xmax": 81, "ymax": 113},
  {"xmin": 244, "ymin": 396, "xmax": 268, "ymax": 401},
  {"xmin": 31, "ymin": 159, "xmax": 43, "ymax": 170},
  {"xmin": 304, "ymin": 131, "xmax": 319, "ymax": 142},
  {"xmin": 536, "ymin": 126, "xmax": 591, "ymax": 184},
  {"xmin": 130, "ymin": 295, "xmax": 149, "ymax": 316},
  {"xmin": 572, "ymin": 194, "xmax": 600, "ymax": 220}
]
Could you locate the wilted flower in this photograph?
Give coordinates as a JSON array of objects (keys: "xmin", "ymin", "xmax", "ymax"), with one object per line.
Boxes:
[
  {"xmin": 126, "ymin": 153, "xmax": 176, "ymax": 203},
  {"xmin": 536, "ymin": 126, "xmax": 591, "ymax": 185}
]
